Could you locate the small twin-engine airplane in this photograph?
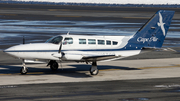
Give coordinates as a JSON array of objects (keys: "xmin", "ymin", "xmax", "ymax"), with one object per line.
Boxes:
[{"xmin": 3, "ymin": 10, "xmax": 174, "ymax": 75}]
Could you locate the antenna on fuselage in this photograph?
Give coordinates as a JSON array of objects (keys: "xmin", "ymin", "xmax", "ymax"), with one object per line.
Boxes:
[
  {"xmin": 67, "ymin": 31, "xmax": 69, "ymax": 35},
  {"xmin": 67, "ymin": 29, "xmax": 71, "ymax": 35}
]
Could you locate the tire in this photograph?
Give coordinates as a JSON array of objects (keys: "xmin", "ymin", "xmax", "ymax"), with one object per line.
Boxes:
[
  {"xmin": 90, "ymin": 68, "xmax": 99, "ymax": 75},
  {"xmin": 50, "ymin": 61, "xmax": 59, "ymax": 71},
  {"xmin": 20, "ymin": 67, "xmax": 28, "ymax": 75}
]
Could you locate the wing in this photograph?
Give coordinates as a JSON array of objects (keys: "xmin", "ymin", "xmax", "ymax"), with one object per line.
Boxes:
[
  {"xmin": 82, "ymin": 55, "xmax": 121, "ymax": 61},
  {"xmin": 159, "ymin": 12, "xmax": 162, "ymax": 23}
]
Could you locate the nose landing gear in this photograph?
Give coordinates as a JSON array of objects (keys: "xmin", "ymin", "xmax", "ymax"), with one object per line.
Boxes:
[{"xmin": 20, "ymin": 59, "xmax": 28, "ymax": 74}]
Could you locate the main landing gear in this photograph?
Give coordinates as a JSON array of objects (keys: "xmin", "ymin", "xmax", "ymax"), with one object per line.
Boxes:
[
  {"xmin": 20, "ymin": 59, "xmax": 98, "ymax": 75},
  {"xmin": 89, "ymin": 61, "xmax": 99, "ymax": 75},
  {"xmin": 20, "ymin": 59, "xmax": 28, "ymax": 74},
  {"xmin": 47, "ymin": 60, "xmax": 59, "ymax": 71}
]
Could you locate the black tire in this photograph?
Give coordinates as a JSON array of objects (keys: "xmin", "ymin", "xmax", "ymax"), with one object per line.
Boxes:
[
  {"xmin": 20, "ymin": 67, "xmax": 28, "ymax": 75},
  {"xmin": 50, "ymin": 61, "xmax": 59, "ymax": 71},
  {"xmin": 90, "ymin": 68, "xmax": 99, "ymax": 75}
]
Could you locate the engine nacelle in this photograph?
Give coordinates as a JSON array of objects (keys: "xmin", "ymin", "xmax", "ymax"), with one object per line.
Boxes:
[{"xmin": 63, "ymin": 54, "xmax": 83, "ymax": 61}]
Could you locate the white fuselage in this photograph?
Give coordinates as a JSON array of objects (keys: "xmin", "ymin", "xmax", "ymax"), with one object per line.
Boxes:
[{"xmin": 4, "ymin": 35, "xmax": 141, "ymax": 62}]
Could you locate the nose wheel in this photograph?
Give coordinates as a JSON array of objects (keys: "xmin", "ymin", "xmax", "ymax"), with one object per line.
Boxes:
[
  {"xmin": 20, "ymin": 66, "xmax": 28, "ymax": 74},
  {"xmin": 20, "ymin": 59, "xmax": 28, "ymax": 74},
  {"xmin": 90, "ymin": 61, "xmax": 99, "ymax": 75}
]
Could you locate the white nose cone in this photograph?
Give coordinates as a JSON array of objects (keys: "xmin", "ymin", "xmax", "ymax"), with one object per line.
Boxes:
[
  {"xmin": 3, "ymin": 44, "xmax": 23, "ymax": 57},
  {"xmin": 3, "ymin": 43, "xmax": 60, "ymax": 60}
]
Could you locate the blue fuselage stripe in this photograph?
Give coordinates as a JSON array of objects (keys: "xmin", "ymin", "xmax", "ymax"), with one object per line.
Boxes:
[{"xmin": 4, "ymin": 48, "xmax": 141, "ymax": 52}]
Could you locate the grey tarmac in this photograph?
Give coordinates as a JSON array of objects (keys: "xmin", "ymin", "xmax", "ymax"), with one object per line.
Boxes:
[{"xmin": 1, "ymin": 50, "xmax": 180, "ymax": 100}]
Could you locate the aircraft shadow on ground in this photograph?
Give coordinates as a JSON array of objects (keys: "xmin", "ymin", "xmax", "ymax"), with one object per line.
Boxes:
[
  {"xmin": 0, "ymin": 64, "xmax": 140, "ymax": 78},
  {"xmin": 68, "ymin": 64, "xmax": 140, "ymax": 70}
]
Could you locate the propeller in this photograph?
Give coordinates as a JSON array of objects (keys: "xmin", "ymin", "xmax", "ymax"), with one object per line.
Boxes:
[
  {"xmin": 58, "ymin": 41, "xmax": 65, "ymax": 56},
  {"xmin": 58, "ymin": 42, "xmax": 62, "ymax": 53},
  {"xmin": 52, "ymin": 41, "xmax": 65, "ymax": 58},
  {"xmin": 59, "ymin": 41, "xmax": 65, "ymax": 57},
  {"xmin": 58, "ymin": 41, "xmax": 64, "ymax": 70}
]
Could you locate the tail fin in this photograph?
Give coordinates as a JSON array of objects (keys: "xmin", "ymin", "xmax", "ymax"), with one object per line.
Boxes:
[{"xmin": 129, "ymin": 10, "xmax": 174, "ymax": 48}]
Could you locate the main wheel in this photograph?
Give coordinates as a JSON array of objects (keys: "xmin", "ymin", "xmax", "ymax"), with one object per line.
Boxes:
[
  {"xmin": 20, "ymin": 67, "xmax": 28, "ymax": 75},
  {"xmin": 50, "ymin": 61, "xmax": 59, "ymax": 71},
  {"xmin": 90, "ymin": 68, "xmax": 99, "ymax": 75}
]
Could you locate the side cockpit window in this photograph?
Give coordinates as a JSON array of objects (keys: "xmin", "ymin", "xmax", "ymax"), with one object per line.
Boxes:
[
  {"xmin": 46, "ymin": 36, "xmax": 63, "ymax": 44},
  {"xmin": 63, "ymin": 37, "xmax": 73, "ymax": 45}
]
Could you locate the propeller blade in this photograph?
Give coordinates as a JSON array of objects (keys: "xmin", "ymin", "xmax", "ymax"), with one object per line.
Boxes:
[{"xmin": 58, "ymin": 42, "xmax": 62, "ymax": 53}]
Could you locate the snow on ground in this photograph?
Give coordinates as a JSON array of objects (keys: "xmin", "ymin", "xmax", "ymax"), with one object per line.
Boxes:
[{"xmin": 12, "ymin": 0, "xmax": 180, "ymax": 4}]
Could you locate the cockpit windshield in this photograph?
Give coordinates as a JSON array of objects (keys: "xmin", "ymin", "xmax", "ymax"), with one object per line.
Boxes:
[{"xmin": 45, "ymin": 36, "xmax": 63, "ymax": 44}]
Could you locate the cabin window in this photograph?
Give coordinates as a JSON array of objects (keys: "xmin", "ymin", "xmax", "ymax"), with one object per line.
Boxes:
[
  {"xmin": 113, "ymin": 41, "xmax": 118, "ymax": 45},
  {"xmin": 79, "ymin": 39, "xmax": 86, "ymax": 44},
  {"xmin": 88, "ymin": 39, "xmax": 96, "ymax": 44},
  {"xmin": 106, "ymin": 40, "xmax": 111, "ymax": 45},
  {"xmin": 98, "ymin": 40, "xmax": 105, "ymax": 45},
  {"xmin": 63, "ymin": 37, "xmax": 73, "ymax": 45}
]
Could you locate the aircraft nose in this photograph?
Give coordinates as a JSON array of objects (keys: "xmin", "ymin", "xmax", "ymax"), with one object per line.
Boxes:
[
  {"xmin": 3, "ymin": 49, "xmax": 7, "ymax": 53},
  {"xmin": 3, "ymin": 45, "xmax": 20, "ymax": 57},
  {"xmin": 3, "ymin": 47, "xmax": 11, "ymax": 53},
  {"xmin": 3, "ymin": 46, "xmax": 15, "ymax": 53}
]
